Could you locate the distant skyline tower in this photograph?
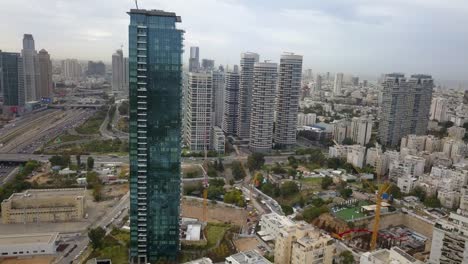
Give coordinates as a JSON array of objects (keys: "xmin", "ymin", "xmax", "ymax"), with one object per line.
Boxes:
[
  {"xmin": 274, "ymin": 53, "xmax": 303, "ymax": 148},
  {"xmin": 61, "ymin": 59, "xmax": 82, "ymax": 81},
  {"xmin": 184, "ymin": 72, "xmax": 213, "ymax": 151},
  {"xmin": 189, "ymin": 46, "xmax": 200, "ymax": 72},
  {"xmin": 128, "ymin": 9, "xmax": 184, "ymax": 264},
  {"xmin": 379, "ymin": 73, "xmax": 434, "ymax": 146},
  {"xmin": 237, "ymin": 52, "xmax": 259, "ymax": 140},
  {"xmin": 21, "ymin": 34, "xmax": 39, "ymax": 102},
  {"xmin": 202, "ymin": 59, "xmax": 215, "ymax": 70},
  {"xmin": 0, "ymin": 51, "xmax": 24, "ymax": 106},
  {"xmin": 37, "ymin": 49, "xmax": 52, "ymax": 99},
  {"xmin": 249, "ymin": 61, "xmax": 278, "ymax": 152},
  {"xmin": 112, "ymin": 49, "xmax": 124, "ymax": 93},
  {"xmin": 315, "ymin": 74, "xmax": 322, "ymax": 92},
  {"xmin": 222, "ymin": 67, "xmax": 240, "ymax": 135},
  {"xmin": 212, "ymin": 70, "xmax": 225, "ymax": 128},
  {"xmin": 333, "ymin": 72, "xmax": 343, "ymax": 95}
]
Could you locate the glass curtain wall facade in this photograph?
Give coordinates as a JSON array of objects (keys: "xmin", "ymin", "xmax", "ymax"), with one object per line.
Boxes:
[{"xmin": 128, "ymin": 9, "xmax": 184, "ymax": 264}]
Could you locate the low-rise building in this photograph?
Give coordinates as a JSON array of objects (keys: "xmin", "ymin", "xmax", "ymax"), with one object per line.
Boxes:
[
  {"xmin": 437, "ymin": 189, "xmax": 460, "ymax": 209},
  {"xmin": 360, "ymin": 247, "xmax": 423, "ymax": 264},
  {"xmin": 448, "ymin": 126, "xmax": 466, "ymax": 141},
  {"xmin": 397, "ymin": 176, "xmax": 416, "ymax": 194},
  {"xmin": 1, "ymin": 188, "xmax": 86, "ymax": 224},
  {"xmin": 0, "ymin": 232, "xmax": 58, "ymax": 257},
  {"xmin": 275, "ymin": 222, "xmax": 334, "ymax": 264},
  {"xmin": 346, "ymin": 145, "xmax": 366, "ymax": 168},
  {"xmin": 297, "ymin": 113, "xmax": 316, "ymax": 127},
  {"xmin": 225, "ymin": 250, "xmax": 272, "ymax": 264},
  {"xmin": 211, "ymin": 126, "xmax": 225, "ymax": 154}
]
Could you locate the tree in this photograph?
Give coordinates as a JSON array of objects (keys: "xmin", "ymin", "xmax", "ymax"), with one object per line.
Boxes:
[
  {"xmin": 342, "ymin": 137, "xmax": 354, "ymax": 145},
  {"xmin": 339, "ymin": 251, "xmax": 355, "ymax": 264},
  {"xmin": 216, "ymin": 159, "xmax": 224, "ymax": 172},
  {"xmin": 76, "ymin": 155, "xmax": 81, "ymax": 168},
  {"xmin": 246, "ymin": 153, "xmax": 265, "ymax": 171},
  {"xmin": 49, "ymin": 155, "xmax": 70, "ymax": 167},
  {"xmin": 280, "ymin": 181, "xmax": 299, "ymax": 197},
  {"xmin": 87, "ymin": 156, "xmax": 94, "ymax": 171},
  {"xmin": 340, "ymin": 188, "xmax": 353, "ymax": 199},
  {"xmin": 288, "ymin": 156, "xmax": 299, "ymax": 169},
  {"xmin": 321, "ymin": 176, "xmax": 333, "ymax": 189},
  {"xmin": 231, "ymin": 161, "xmax": 246, "ymax": 180},
  {"xmin": 261, "ymin": 183, "xmax": 275, "ymax": 196},
  {"xmin": 88, "ymin": 227, "xmax": 106, "ymax": 249},
  {"xmin": 302, "ymin": 206, "xmax": 329, "ymax": 222},
  {"xmin": 207, "ymin": 166, "xmax": 218, "ymax": 177},
  {"xmin": 387, "ymin": 184, "xmax": 402, "ymax": 199},
  {"xmin": 281, "ymin": 204, "xmax": 294, "ymax": 215},
  {"xmin": 410, "ymin": 186, "xmax": 426, "ymax": 201},
  {"xmin": 424, "ymin": 195, "xmax": 442, "ymax": 208},
  {"xmin": 271, "ymin": 163, "xmax": 287, "ymax": 174}
]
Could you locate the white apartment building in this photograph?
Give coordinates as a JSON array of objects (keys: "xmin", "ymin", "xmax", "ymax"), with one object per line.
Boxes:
[
  {"xmin": 448, "ymin": 126, "xmax": 466, "ymax": 141},
  {"xmin": 350, "ymin": 116, "xmax": 373, "ymax": 146},
  {"xmin": 361, "ymin": 247, "xmax": 423, "ymax": 264},
  {"xmin": 297, "ymin": 113, "xmax": 317, "ymax": 127},
  {"xmin": 333, "ymin": 119, "xmax": 351, "ymax": 143},
  {"xmin": 333, "ymin": 73, "xmax": 344, "ymax": 95},
  {"xmin": 437, "ymin": 189, "xmax": 460, "ymax": 209},
  {"xmin": 0, "ymin": 233, "xmax": 58, "ymax": 257},
  {"xmin": 425, "ymin": 135, "xmax": 442, "ymax": 153},
  {"xmin": 379, "ymin": 74, "xmax": 433, "ymax": 146},
  {"xmin": 347, "ymin": 145, "xmax": 366, "ymax": 168},
  {"xmin": 222, "ymin": 68, "xmax": 240, "ymax": 135},
  {"xmin": 275, "ymin": 222, "xmax": 334, "ymax": 264},
  {"xmin": 249, "ymin": 62, "xmax": 278, "ymax": 152},
  {"xmin": 430, "ymin": 97, "xmax": 448, "ymax": 122},
  {"xmin": 397, "ymin": 176, "xmax": 416, "ymax": 194},
  {"xmin": 259, "ymin": 213, "xmax": 295, "ymax": 243},
  {"xmin": 329, "ymin": 145, "xmax": 349, "ymax": 159},
  {"xmin": 460, "ymin": 186, "xmax": 468, "ymax": 212},
  {"xmin": 225, "ymin": 250, "xmax": 272, "ymax": 264},
  {"xmin": 184, "ymin": 72, "xmax": 213, "ymax": 151},
  {"xmin": 274, "ymin": 53, "xmax": 303, "ymax": 148},
  {"xmin": 238, "ymin": 52, "xmax": 259, "ymax": 139},
  {"xmin": 400, "ymin": 135, "xmax": 427, "ymax": 152},
  {"xmin": 61, "ymin": 58, "xmax": 82, "ymax": 81},
  {"xmin": 430, "ymin": 212, "xmax": 468, "ymax": 263}
]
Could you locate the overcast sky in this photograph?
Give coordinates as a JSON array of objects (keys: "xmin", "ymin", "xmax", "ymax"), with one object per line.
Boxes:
[{"xmin": 1, "ymin": 0, "xmax": 468, "ymax": 82}]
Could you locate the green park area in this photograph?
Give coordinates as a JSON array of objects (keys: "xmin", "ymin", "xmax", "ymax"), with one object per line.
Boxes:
[
  {"xmin": 87, "ymin": 228, "xmax": 129, "ymax": 264},
  {"xmin": 76, "ymin": 108, "xmax": 107, "ymax": 135}
]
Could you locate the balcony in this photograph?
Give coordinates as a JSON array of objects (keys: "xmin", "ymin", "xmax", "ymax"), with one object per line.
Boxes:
[
  {"xmin": 137, "ymin": 88, "xmax": 147, "ymax": 92},
  {"xmin": 137, "ymin": 68, "xmax": 147, "ymax": 71}
]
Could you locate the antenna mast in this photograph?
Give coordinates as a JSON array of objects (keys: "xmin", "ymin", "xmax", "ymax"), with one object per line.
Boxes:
[{"xmin": 135, "ymin": 0, "xmax": 139, "ymax": 9}]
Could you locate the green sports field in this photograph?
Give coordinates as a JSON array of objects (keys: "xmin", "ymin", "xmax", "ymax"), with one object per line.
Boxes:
[{"xmin": 334, "ymin": 201, "xmax": 370, "ymax": 221}]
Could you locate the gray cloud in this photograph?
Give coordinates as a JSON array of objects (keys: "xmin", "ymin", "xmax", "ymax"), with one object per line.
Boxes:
[{"xmin": 1, "ymin": 0, "xmax": 468, "ymax": 81}]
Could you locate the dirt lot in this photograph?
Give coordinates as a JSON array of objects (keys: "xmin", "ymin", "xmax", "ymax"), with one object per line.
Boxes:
[
  {"xmin": 234, "ymin": 237, "xmax": 261, "ymax": 252},
  {"xmin": 0, "ymin": 256, "xmax": 54, "ymax": 264},
  {"xmin": 181, "ymin": 198, "xmax": 247, "ymax": 226},
  {"xmin": 102, "ymin": 183, "xmax": 129, "ymax": 199}
]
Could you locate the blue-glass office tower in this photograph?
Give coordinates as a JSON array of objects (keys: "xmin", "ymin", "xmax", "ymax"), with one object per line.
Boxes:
[
  {"xmin": 0, "ymin": 51, "xmax": 23, "ymax": 106},
  {"xmin": 128, "ymin": 9, "xmax": 184, "ymax": 264}
]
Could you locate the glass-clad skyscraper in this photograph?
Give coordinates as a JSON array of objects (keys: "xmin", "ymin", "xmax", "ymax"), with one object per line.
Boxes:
[{"xmin": 128, "ymin": 9, "xmax": 184, "ymax": 264}]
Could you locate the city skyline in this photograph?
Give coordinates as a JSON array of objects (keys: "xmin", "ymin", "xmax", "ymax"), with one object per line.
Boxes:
[{"xmin": 2, "ymin": 0, "xmax": 468, "ymax": 82}]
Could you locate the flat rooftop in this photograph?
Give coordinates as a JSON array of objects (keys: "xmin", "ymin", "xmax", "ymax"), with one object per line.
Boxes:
[
  {"xmin": 0, "ymin": 233, "xmax": 58, "ymax": 245},
  {"xmin": 4, "ymin": 188, "xmax": 85, "ymax": 202}
]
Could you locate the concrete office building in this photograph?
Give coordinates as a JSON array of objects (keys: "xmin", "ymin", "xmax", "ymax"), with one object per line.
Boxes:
[
  {"xmin": 0, "ymin": 233, "xmax": 58, "ymax": 257},
  {"xmin": 87, "ymin": 61, "xmax": 106, "ymax": 76},
  {"xmin": 430, "ymin": 212, "xmax": 468, "ymax": 264},
  {"xmin": 201, "ymin": 59, "xmax": 215, "ymax": 70},
  {"xmin": 112, "ymin": 49, "xmax": 125, "ymax": 93},
  {"xmin": 189, "ymin": 46, "xmax": 200, "ymax": 72},
  {"xmin": 274, "ymin": 53, "xmax": 303, "ymax": 148},
  {"xmin": 350, "ymin": 116, "xmax": 373, "ymax": 146},
  {"xmin": 223, "ymin": 67, "xmax": 240, "ymax": 135},
  {"xmin": 128, "ymin": 9, "xmax": 184, "ymax": 263},
  {"xmin": 259, "ymin": 213, "xmax": 295, "ymax": 243},
  {"xmin": 249, "ymin": 62, "xmax": 277, "ymax": 152},
  {"xmin": 315, "ymin": 74, "xmax": 322, "ymax": 92},
  {"xmin": 275, "ymin": 222, "xmax": 334, "ymax": 264},
  {"xmin": 37, "ymin": 49, "xmax": 53, "ymax": 99},
  {"xmin": 333, "ymin": 72, "xmax": 343, "ymax": 95},
  {"xmin": 0, "ymin": 51, "xmax": 24, "ymax": 106},
  {"xmin": 184, "ymin": 72, "xmax": 213, "ymax": 151},
  {"xmin": 212, "ymin": 70, "xmax": 225, "ymax": 128},
  {"xmin": 333, "ymin": 119, "xmax": 351, "ymax": 143},
  {"xmin": 61, "ymin": 59, "xmax": 82, "ymax": 81},
  {"xmin": 21, "ymin": 34, "xmax": 39, "ymax": 102},
  {"xmin": 237, "ymin": 52, "xmax": 259, "ymax": 140},
  {"xmin": 379, "ymin": 74, "xmax": 433, "ymax": 146},
  {"xmin": 1, "ymin": 188, "xmax": 86, "ymax": 224}
]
